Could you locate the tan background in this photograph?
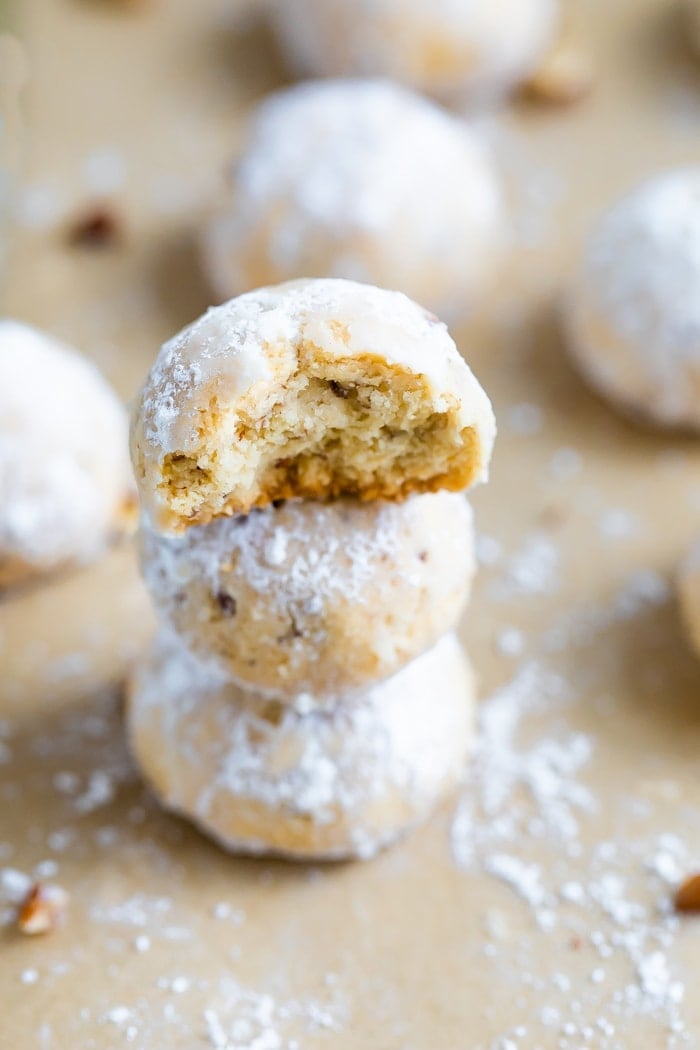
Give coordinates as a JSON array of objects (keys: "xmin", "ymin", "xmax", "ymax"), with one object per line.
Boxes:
[{"xmin": 3, "ymin": 0, "xmax": 700, "ymax": 1046}]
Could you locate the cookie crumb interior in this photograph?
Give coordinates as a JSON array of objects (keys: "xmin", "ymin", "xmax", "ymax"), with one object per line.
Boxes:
[{"xmin": 160, "ymin": 348, "xmax": 481, "ymax": 526}]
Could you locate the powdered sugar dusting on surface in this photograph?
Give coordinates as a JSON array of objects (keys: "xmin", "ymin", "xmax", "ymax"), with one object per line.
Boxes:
[
  {"xmin": 0, "ymin": 681, "xmax": 352, "ymax": 1046},
  {"xmin": 94, "ymin": 977, "xmax": 347, "ymax": 1049},
  {"xmin": 451, "ymin": 570, "xmax": 697, "ymax": 1045},
  {"xmin": 488, "ymin": 530, "xmax": 561, "ymax": 599}
]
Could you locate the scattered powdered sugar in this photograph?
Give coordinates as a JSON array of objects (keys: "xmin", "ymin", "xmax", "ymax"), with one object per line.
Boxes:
[
  {"xmin": 476, "ymin": 533, "xmax": 503, "ymax": 567},
  {"xmin": 89, "ymin": 972, "xmax": 347, "ymax": 1049},
  {"xmin": 544, "ymin": 568, "xmax": 670, "ymax": 654},
  {"xmin": 506, "ymin": 402, "xmax": 544, "ymax": 436},
  {"xmin": 15, "ymin": 180, "xmax": 69, "ymax": 230},
  {"xmin": 202, "ymin": 977, "xmax": 345, "ymax": 1050},
  {"xmin": 452, "ymin": 661, "xmax": 588, "ymax": 874},
  {"xmin": 81, "ymin": 149, "xmax": 126, "ymax": 197},
  {"xmin": 73, "ymin": 770, "xmax": 116, "ymax": 814},
  {"xmin": 488, "ymin": 121, "xmax": 566, "ymax": 250},
  {"xmin": 548, "ymin": 447, "xmax": 584, "ymax": 483},
  {"xmin": 488, "ymin": 531, "xmax": 561, "ymax": 599},
  {"xmin": 495, "ymin": 627, "xmax": 525, "ymax": 657},
  {"xmin": 91, "ymin": 894, "xmax": 174, "ymax": 929},
  {"xmin": 452, "ymin": 650, "xmax": 694, "ymax": 1045},
  {"xmin": 598, "ymin": 507, "xmax": 641, "ymax": 540},
  {"xmin": 1, "ymin": 866, "xmax": 32, "ymax": 904}
]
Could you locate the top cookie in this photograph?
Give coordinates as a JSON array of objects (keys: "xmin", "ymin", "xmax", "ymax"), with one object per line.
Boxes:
[{"xmin": 130, "ymin": 279, "xmax": 495, "ymax": 533}]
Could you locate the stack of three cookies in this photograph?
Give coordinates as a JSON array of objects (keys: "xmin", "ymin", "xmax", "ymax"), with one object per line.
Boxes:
[{"xmin": 128, "ymin": 279, "xmax": 496, "ymax": 860}]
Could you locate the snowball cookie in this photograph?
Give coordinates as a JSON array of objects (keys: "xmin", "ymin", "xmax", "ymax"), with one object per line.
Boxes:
[
  {"xmin": 0, "ymin": 320, "xmax": 135, "ymax": 589},
  {"xmin": 127, "ymin": 631, "xmax": 475, "ymax": 860},
  {"xmin": 201, "ymin": 79, "xmax": 505, "ymax": 317},
  {"xmin": 140, "ymin": 492, "xmax": 475, "ymax": 700},
  {"xmin": 678, "ymin": 538, "xmax": 700, "ymax": 657},
  {"xmin": 563, "ymin": 169, "xmax": 700, "ymax": 430},
  {"xmin": 267, "ymin": 0, "xmax": 558, "ymax": 102},
  {"xmin": 131, "ymin": 279, "xmax": 496, "ymax": 533}
]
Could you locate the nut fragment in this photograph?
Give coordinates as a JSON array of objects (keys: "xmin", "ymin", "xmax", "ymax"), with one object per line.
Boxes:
[
  {"xmin": 674, "ymin": 873, "xmax": 700, "ymax": 913},
  {"xmin": 521, "ymin": 42, "xmax": 594, "ymax": 106},
  {"xmin": 67, "ymin": 205, "xmax": 121, "ymax": 249},
  {"xmin": 17, "ymin": 882, "xmax": 69, "ymax": 935}
]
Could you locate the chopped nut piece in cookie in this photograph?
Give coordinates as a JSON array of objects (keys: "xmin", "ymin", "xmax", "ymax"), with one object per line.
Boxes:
[{"xmin": 17, "ymin": 883, "xmax": 69, "ymax": 935}]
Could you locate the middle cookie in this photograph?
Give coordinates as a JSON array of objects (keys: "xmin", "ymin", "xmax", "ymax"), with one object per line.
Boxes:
[{"xmin": 141, "ymin": 492, "xmax": 474, "ymax": 701}]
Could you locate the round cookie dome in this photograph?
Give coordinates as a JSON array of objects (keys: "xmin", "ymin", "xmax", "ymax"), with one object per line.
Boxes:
[
  {"xmin": 0, "ymin": 320, "xmax": 134, "ymax": 588},
  {"xmin": 140, "ymin": 492, "xmax": 475, "ymax": 700},
  {"xmin": 679, "ymin": 537, "xmax": 700, "ymax": 657},
  {"xmin": 201, "ymin": 79, "xmax": 505, "ymax": 318},
  {"xmin": 562, "ymin": 169, "xmax": 700, "ymax": 429},
  {"xmin": 267, "ymin": 0, "xmax": 558, "ymax": 101},
  {"xmin": 127, "ymin": 631, "xmax": 475, "ymax": 860},
  {"xmin": 131, "ymin": 279, "xmax": 496, "ymax": 533}
]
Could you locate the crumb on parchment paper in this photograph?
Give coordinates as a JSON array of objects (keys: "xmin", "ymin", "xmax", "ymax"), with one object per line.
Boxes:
[{"xmin": 17, "ymin": 882, "xmax": 69, "ymax": 936}]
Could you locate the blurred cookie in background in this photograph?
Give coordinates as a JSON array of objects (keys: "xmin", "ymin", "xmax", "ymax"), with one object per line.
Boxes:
[
  {"xmin": 562, "ymin": 169, "xmax": 700, "ymax": 430},
  {"xmin": 201, "ymin": 79, "xmax": 505, "ymax": 319},
  {"xmin": 0, "ymin": 320, "xmax": 136, "ymax": 589},
  {"xmin": 267, "ymin": 0, "xmax": 559, "ymax": 104}
]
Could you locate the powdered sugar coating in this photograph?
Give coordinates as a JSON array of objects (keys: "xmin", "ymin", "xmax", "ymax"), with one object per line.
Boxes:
[
  {"xmin": 202, "ymin": 79, "xmax": 505, "ymax": 316},
  {"xmin": 268, "ymin": 0, "xmax": 558, "ymax": 101},
  {"xmin": 131, "ymin": 278, "xmax": 496, "ymax": 528},
  {"xmin": 0, "ymin": 320, "xmax": 134, "ymax": 586},
  {"xmin": 140, "ymin": 492, "xmax": 475, "ymax": 700},
  {"xmin": 127, "ymin": 631, "xmax": 475, "ymax": 860},
  {"xmin": 563, "ymin": 169, "xmax": 700, "ymax": 428}
]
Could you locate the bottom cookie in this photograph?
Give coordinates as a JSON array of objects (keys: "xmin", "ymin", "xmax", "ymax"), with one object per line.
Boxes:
[{"xmin": 127, "ymin": 632, "xmax": 475, "ymax": 860}]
